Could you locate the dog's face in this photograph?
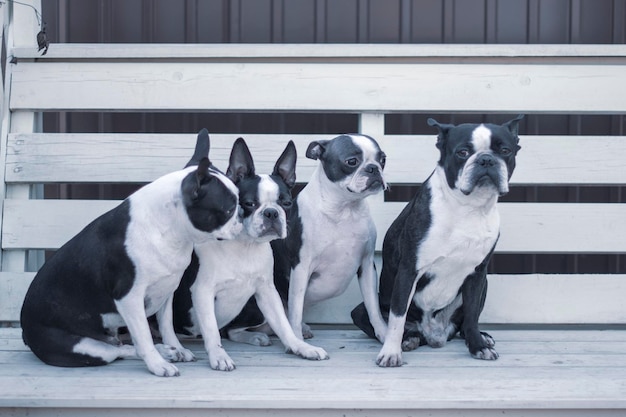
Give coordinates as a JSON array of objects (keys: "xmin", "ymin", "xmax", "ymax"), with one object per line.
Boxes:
[
  {"xmin": 227, "ymin": 138, "xmax": 297, "ymax": 242},
  {"xmin": 306, "ymin": 134, "xmax": 387, "ymax": 196},
  {"xmin": 181, "ymin": 158, "xmax": 242, "ymax": 240},
  {"xmin": 428, "ymin": 115, "xmax": 523, "ymax": 197}
]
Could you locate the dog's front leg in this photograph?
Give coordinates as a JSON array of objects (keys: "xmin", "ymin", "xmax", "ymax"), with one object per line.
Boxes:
[
  {"xmin": 287, "ymin": 264, "xmax": 311, "ymax": 339},
  {"xmin": 376, "ymin": 262, "xmax": 418, "ymax": 367},
  {"xmin": 115, "ymin": 293, "xmax": 180, "ymax": 377},
  {"xmin": 358, "ymin": 256, "xmax": 387, "ymax": 343},
  {"xmin": 255, "ymin": 280, "xmax": 329, "ymax": 361},
  {"xmin": 156, "ymin": 295, "xmax": 196, "ymax": 362},
  {"xmin": 460, "ymin": 264, "xmax": 498, "ymax": 360},
  {"xmin": 192, "ymin": 280, "xmax": 236, "ymax": 371}
]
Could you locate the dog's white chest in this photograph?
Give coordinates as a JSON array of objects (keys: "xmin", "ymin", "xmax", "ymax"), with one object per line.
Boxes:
[
  {"xmin": 195, "ymin": 240, "xmax": 272, "ymax": 328},
  {"xmin": 299, "ymin": 198, "xmax": 375, "ymax": 303},
  {"xmin": 413, "ymin": 187, "xmax": 500, "ymax": 312}
]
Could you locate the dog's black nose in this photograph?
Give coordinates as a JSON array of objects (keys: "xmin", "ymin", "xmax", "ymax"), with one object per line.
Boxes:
[
  {"xmin": 477, "ymin": 154, "xmax": 496, "ymax": 167},
  {"xmin": 365, "ymin": 164, "xmax": 379, "ymax": 174},
  {"xmin": 263, "ymin": 208, "xmax": 279, "ymax": 220}
]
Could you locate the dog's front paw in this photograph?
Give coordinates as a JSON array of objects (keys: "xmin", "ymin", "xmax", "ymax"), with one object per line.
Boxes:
[
  {"xmin": 401, "ymin": 336, "xmax": 420, "ymax": 352},
  {"xmin": 481, "ymin": 331, "xmax": 496, "ymax": 347},
  {"xmin": 208, "ymin": 347, "xmax": 236, "ymax": 371},
  {"xmin": 376, "ymin": 345, "xmax": 404, "ymax": 367},
  {"xmin": 156, "ymin": 344, "xmax": 196, "ymax": 362},
  {"xmin": 471, "ymin": 347, "xmax": 499, "ymax": 360},
  {"xmin": 301, "ymin": 323, "xmax": 314, "ymax": 339},
  {"xmin": 146, "ymin": 357, "xmax": 180, "ymax": 377},
  {"xmin": 288, "ymin": 341, "xmax": 329, "ymax": 361}
]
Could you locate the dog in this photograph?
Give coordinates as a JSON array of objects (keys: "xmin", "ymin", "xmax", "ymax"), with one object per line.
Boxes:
[
  {"xmin": 351, "ymin": 115, "xmax": 523, "ymax": 367},
  {"xmin": 20, "ymin": 129, "xmax": 242, "ymax": 377},
  {"xmin": 172, "ymin": 138, "xmax": 328, "ymax": 371},
  {"xmin": 268, "ymin": 134, "xmax": 389, "ymax": 341}
]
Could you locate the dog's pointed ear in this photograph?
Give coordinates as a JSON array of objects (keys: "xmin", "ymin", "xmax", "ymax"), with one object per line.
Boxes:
[
  {"xmin": 186, "ymin": 128, "xmax": 211, "ymax": 168},
  {"xmin": 504, "ymin": 114, "xmax": 524, "ymax": 138},
  {"xmin": 273, "ymin": 140, "xmax": 297, "ymax": 189},
  {"xmin": 226, "ymin": 138, "xmax": 255, "ymax": 184},
  {"xmin": 427, "ymin": 118, "xmax": 455, "ymax": 150},
  {"xmin": 306, "ymin": 140, "xmax": 329, "ymax": 160},
  {"xmin": 192, "ymin": 157, "xmax": 212, "ymax": 200}
]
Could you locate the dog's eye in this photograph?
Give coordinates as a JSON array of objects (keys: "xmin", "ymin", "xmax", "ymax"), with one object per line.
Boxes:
[
  {"xmin": 280, "ymin": 200, "xmax": 293, "ymax": 209},
  {"xmin": 243, "ymin": 201, "xmax": 257, "ymax": 209},
  {"xmin": 500, "ymin": 147, "xmax": 512, "ymax": 156},
  {"xmin": 379, "ymin": 156, "xmax": 386, "ymax": 169},
  {"xmin": 456, "ymin": 149, "xmax": 470, "ymax": 159},
  {"xmin": 346, "ymin": 157, "xmax": 359, "ymax": 167}
]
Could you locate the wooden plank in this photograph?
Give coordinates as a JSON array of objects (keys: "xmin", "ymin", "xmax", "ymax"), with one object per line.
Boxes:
[
  {"xmin": 4, "ymin": 200, "xmax": 626, "ymax": 252},
  {"xmin": 1, "ymin": 329, "xmax": 626, "ymax": 415},
  {"xmin": 11, "ymin": 62, "xmax": 626, "ymax": 113},
  {"xmin": 11, "ymin": 43, "xmax": 626, "ymax": 60},
  {"xmin": 7, "ymin": 133, "xmax": 626, "ymax": 185},
  {"xmin": 4, "ymin": 271, "xmax": 626, "ymax": 324},
  {"xmin": 5, "ymin": 133, "xmax": 324, "ymax": 184},
  {"xmin": 369, "ymin": 200, "xmax": 626, "ymax": 253}
]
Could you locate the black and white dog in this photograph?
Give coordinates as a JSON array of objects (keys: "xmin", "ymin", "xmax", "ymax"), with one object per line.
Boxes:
[
  {"xmin": 20, "ymin": 129, "xmax": 242, "ymax": 377},
  {"xmin": 173, "ymin": 138, "xmax": 329, "ymax": 371},
  {"xmin": 352, "ymin": 116, "xmax": 523, "ymax": 367},
  {"xmin": 271, "ymin": 134, "xmax": 388, "ymax": 341}
]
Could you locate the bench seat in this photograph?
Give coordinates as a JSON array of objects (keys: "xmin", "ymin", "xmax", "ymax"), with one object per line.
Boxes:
[{"xmin": 2, "ymin": 327, "xmax": 626, "ymax": 416}]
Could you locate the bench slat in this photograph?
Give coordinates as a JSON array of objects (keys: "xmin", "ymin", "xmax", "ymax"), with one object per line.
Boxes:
[
  {"xmin": 3, "ymin": 199, "xmax": 626, "ymax": 253},
  {"xmin": 13, "ymin": 43, "xmax": 626, "ymax": 60},
  {"xmin": 11, "ymin": 62, "xmax": 626, "ymax": 113},
  {"xmin": 7, "ymin": 133, "xmax": 626, "ymax": 185},
  {"xmin": 3, "ymin": 271, "xmax": 626, "ymax": 324}
]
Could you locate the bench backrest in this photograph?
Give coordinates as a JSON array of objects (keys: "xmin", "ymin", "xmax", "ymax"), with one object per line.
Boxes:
[{"xmin": 2, "ymin": 2, "xmax": 626, "ymax": 326}]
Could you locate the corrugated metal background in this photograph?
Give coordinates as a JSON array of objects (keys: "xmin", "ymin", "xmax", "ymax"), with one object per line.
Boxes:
[{"xmin": 40, "ymin": 0, "xmax": 626, "ymax": 274}]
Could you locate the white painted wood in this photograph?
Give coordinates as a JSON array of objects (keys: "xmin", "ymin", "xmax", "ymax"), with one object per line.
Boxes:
[
  {"xmin": 2, "ymin": 328, "xmax": 626, "ymax": 415},
  {"xmin": 369, "ymin": 200, "xmax": 626, "ymax": 253},
  {"xmin": 11, "ymin": 62, "xmax": 626, "ymax": 113},
  {"xmin": 4, "ymin": 270, "xmax": 626, "ymax": 325},
  {"xmin": 11, "ymin": 43, "xmax": 626, "ymax": 60},
  {"xmin": 7, "ymin": 133, "xmax": 626, "ymax": 185},
  {"xmin": 4, "ymin": 200, "xmax": 625, "ymax": 253}
]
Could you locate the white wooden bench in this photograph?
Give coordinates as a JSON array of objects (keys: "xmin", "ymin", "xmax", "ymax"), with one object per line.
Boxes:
[{"xmin": 2, "ymin": 2, "xmax": 626, "ymax": 415}]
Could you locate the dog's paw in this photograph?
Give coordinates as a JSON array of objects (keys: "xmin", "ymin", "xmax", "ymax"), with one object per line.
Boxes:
[
  {"xmin": 146, "ymin": 357, "xmax": 180, "ymax": 377},
  {"xmin": 472, "ymin": 347, "xmax": 499, "ymax": 360},
  {"xmin": 288, "ymin": 342, "xmax": 329, "ymax": 361},
  {"xmin": 401, "ymin": 336, "xmax": 420, "ymax": 352},
  {"xmin": 208, "ymin": 347, "xmax": 236, "ymax": 371},
  {"xmin": 481, "ymin": 331, "xmax": 496, "ymax": 347},
  {"xmin": 302, "ymin": 323, "xmax": 314, "ymax": 339},
  {"xmin": 376, "ymin": 345, "xmax": 404, "ymax": 367},
  {"xmin": 155, "ymin": 344, "xmax": 196, "ymax": 362}
]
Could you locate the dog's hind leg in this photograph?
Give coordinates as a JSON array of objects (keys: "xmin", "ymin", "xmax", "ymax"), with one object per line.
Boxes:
[
  {"xmin": 73, "ymin": 337, "xmax": 138, "ymax": 363},
  {"xmin": 226, "ymin": 327, "xmax": 272, "ymax": 346}
]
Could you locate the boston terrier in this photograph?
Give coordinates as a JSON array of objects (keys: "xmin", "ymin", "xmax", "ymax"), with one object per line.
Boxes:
[
  {"xmin": 20, "ymin": 129, "xmax": 242, "ymax": 377},
  {"xmin": 271, "ymin": 134, "xmax": 389, "ymax": 341},
  {"xmin": 351, "ymin": 116, "xmax": 523, "ymax": 367},
  {"xmin": 173, "ymin": 138, "xmax": 328, "ymax": 371}
]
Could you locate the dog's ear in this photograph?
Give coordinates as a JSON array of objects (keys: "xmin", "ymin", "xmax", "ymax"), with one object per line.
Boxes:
[
  {"xmin": 226, "ymin": 137, "xmax": 255, "ymax": 184},
  {"xmin": 503, "ymin": 114, "xmax": 524, "ymax": 138},
  {"xmin": 191, "ymin": 157, "xmax": 212, "ymax": 200},
  {"xmin": 273, "ymin": 140, "xmax": 297, "ymax": 189},
  {"xmin": 503, "ymin": 114, "xmax": 524, "ymax": 152},
  {"xmin": 427, "ymin": 118, "xmax": 455, "ymax": 150},
  {"xmin": 186, "ymin": 128, "xmax": 211, "ymax": 168},
  {"xmin": 306, "ymin": 140, "xmax": 328, "ymax": 160}
]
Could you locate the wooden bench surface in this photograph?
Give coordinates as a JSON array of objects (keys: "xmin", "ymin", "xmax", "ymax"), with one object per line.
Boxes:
[{"xmin": 2, "ymin": 327, "xmax": 626, "ymax": 416}]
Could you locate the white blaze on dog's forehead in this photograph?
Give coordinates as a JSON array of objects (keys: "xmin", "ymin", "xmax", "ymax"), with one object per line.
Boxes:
[
  {"xmin": 258, "ymin": 175, "xmax": 279, "ymax": 204},
  {"xmin": 349, "ymin": 134, "xmax": 379, "ymax": 160},
  {"xmin": 471, "ymin": 124, "xmax": 492, "ymax": 152}
]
